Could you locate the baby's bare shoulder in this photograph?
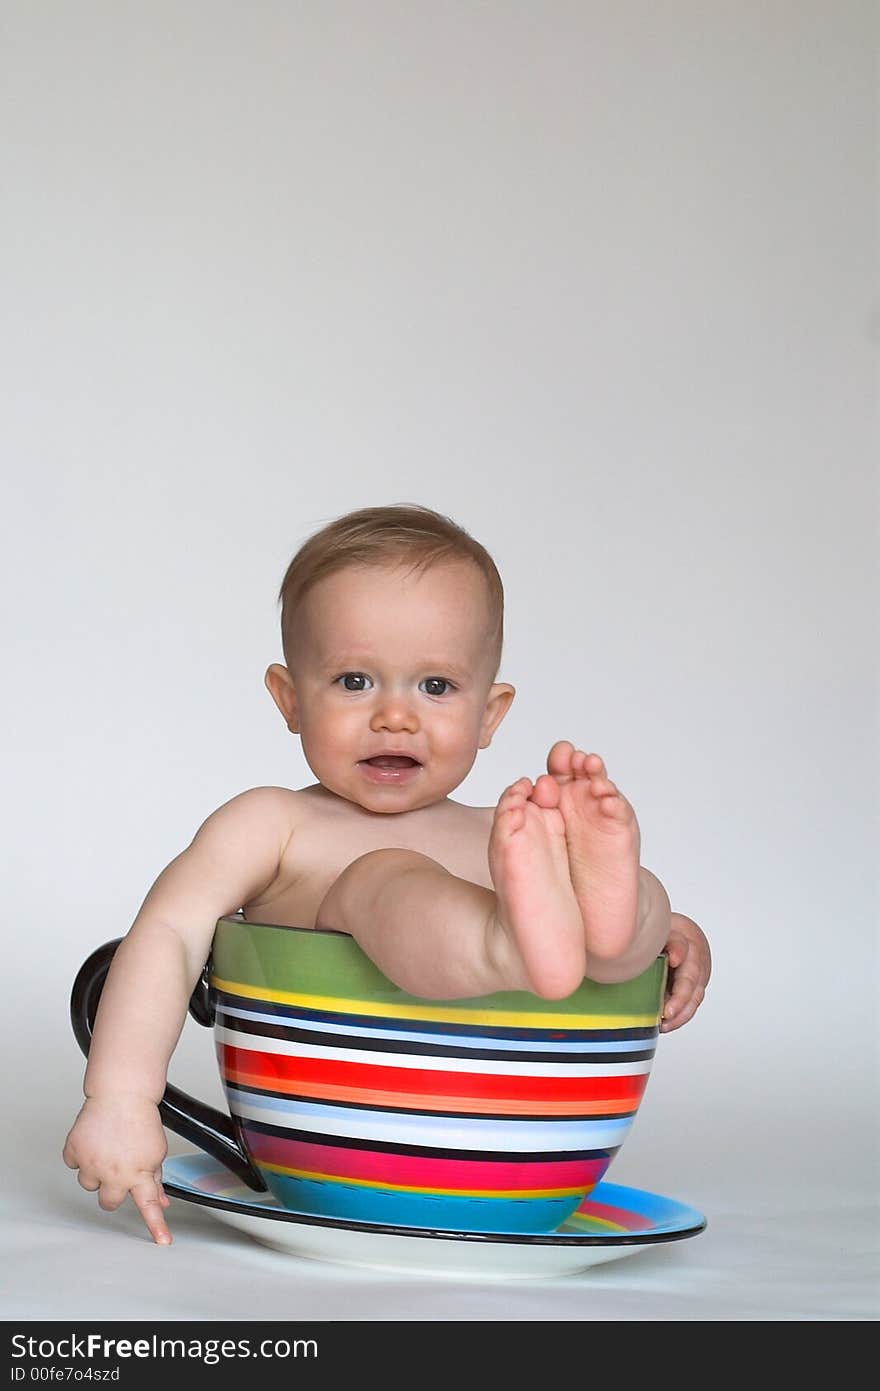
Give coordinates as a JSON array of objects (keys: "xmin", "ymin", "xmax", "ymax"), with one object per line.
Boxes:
[
  {"xmin": 196, "ymin": 786, "xmax": 308, "ymax": 851},
  {"xmin": 221, "ymin": 784, "xmax": 307, "ymax": 822}
]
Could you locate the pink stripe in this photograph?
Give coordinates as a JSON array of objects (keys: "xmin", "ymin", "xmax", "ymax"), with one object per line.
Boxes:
[{"xmin": 243, "ymin": 1127, "xmax": 608, "ymax": 1193}]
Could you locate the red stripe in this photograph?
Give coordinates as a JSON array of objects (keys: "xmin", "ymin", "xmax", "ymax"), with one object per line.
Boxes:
[
  {"xmin": 222, "ymin": 1069, "xmax": 638, "ymax": 1116},
  {"xmin": 219, "ymin": 1044, "xmax": 648, "ymax": 1105},
  {"xmin": 242, "ymin": 1127, "xmax": 610, "ymax": 1193}
]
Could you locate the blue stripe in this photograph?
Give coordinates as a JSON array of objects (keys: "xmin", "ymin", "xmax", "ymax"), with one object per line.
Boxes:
[
  {"xmin": 263, "ymin": 1174, "xmax": 584, "ymax": 1233},
  {"xmin": 224, "ymin": 1085, "xmax": 634, "ymax": 1152},
  {"xmin": 217, "ymin": 1004, "xmax": 653, "ymax": 1055}
]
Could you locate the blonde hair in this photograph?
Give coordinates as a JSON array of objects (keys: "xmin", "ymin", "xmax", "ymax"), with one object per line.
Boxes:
[{"xmin": 277, "ymin": 504, "xmax": 504, "ymax": 676}]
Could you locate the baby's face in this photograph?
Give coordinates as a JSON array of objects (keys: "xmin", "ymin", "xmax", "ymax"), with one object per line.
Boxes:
[{"xmin": 277, "ymin": 561, "xmax": 512, "ymax": 813}]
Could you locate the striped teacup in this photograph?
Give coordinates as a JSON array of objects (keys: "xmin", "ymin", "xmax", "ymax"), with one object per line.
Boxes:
[{"xmin": 207, "ymin": 916, "xmax": 666, "ymax": 1233}]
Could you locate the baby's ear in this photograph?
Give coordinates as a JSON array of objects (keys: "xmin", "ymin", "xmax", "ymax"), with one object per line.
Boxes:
[
  {"xmin": 478, "ymin": 682, "xmax": 515, "ymax": 748},
  {"xmin": 264, "ymin": 664, "xmax": 300, "ymax": 733}
]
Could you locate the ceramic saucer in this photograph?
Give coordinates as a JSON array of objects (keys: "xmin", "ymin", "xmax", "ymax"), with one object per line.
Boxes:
[{"xmin": 163, "ymin": 1152, "xmax": 706, "ymax": 1279}]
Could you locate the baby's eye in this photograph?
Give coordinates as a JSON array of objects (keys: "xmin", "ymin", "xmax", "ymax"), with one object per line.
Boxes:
[
  {"xmin": 337, "ymin": 672, "xmax": 372, "ymax": 692},
  {"xmin": 420, "ymin": 677, "xmax": 453, "ymax": 697}
]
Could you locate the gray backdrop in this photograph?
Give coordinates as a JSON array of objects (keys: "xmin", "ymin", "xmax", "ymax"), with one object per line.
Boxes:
[{"xmin": 2, "ymin": 1, "xmax": 876, "ymax": 1320}]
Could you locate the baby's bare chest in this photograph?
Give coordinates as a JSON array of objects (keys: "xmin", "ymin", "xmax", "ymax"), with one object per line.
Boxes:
[{"xmin": 242, "ymin": 802, "xmax": 493, "ymax": 931}]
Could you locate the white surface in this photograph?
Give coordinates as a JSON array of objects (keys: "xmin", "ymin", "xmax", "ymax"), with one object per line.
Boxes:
[{"xmin": 2, "ymin": 1, "xmax": 877, "ymax": 1321}]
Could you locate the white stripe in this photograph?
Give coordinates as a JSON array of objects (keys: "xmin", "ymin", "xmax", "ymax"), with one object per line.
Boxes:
[
  {"xmin": 216, "ymin": 1026, "xmax": 653, "ymax": 1078},
  {"xmin": 226, "ymin": 1088, "xmax": 633, "ymax": 1153}
]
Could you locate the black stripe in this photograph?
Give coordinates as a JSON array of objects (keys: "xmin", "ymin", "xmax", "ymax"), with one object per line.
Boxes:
[
  {"xmin": 240, "ymin": 1116, "xmax": 617, "ymax": 1163},
  {"xmin": 216, "ymin": 1011, "xmax": 656, "ymax": 1065},
  {"xmin": 214, "ymin": 989, "xmax": 659, "ymax": 1044},
  {"xmin": 225, "ymin": 1079, "xmax": 638, "ymax": 1124}
]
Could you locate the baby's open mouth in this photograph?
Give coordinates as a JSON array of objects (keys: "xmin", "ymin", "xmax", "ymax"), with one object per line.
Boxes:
[{"xmin": 361, "ymin": 756, "xmax": 421, "ymax": 768}]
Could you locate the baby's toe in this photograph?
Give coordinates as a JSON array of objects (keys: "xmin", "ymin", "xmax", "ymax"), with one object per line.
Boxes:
[
  {"xmin": 599, "ymin": 793, "xmax": 631, "ymax": 822},
  {"xmin": 494, "ymin": 799, "xmax": 526, "ymax": 835},
  {"xmin": 499, "ymin": 778, "xmax": 528, "ymax": 801},
  {"xmin": 496, "ymin": 780, "xmax": 530, "ymax": 816},
  {"xmin": 530, "ymin": 773, "xmax": 561, "ymax": 809},
  {"xmin": 546, "ymin": 741, "xmax": 575, "ymax": 778},
  {"xmin": 588, "ymin": 775, "xmax": 618, "ymax": 799}
]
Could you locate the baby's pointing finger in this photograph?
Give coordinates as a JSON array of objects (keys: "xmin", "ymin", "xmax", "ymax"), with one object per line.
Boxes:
[{"xmin": 131, "ymin": 1179, "xmax": 172, "ymax": 1245}]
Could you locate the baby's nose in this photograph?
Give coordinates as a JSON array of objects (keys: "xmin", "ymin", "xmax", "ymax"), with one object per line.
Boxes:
[{"xmin": 370, "ymin": 693, "xmax": 420, "ymax": 733}]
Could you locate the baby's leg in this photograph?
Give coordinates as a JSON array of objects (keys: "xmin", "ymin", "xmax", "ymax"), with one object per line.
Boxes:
[
  {"xmin": 316, "ymin": 779, "xmax": 586, "ymax": 1000},
  {"xmin": 316, "ymin": 849, "xmax": 504, "ymax": 998}
]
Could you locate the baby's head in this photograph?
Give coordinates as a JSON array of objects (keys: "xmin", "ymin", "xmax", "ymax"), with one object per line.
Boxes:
[{"xmin": 265, "ymin": 504, "xmax": 515, "ymax": 813}]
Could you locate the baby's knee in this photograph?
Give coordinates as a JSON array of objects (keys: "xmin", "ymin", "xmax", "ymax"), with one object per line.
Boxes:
[
  {"xmin": 317, "ymin": 848, "xmax": 441, "ymax": 929},
  {"xmin": 345, "ymin": 847, "xmax": 440, "ymax": 884}
]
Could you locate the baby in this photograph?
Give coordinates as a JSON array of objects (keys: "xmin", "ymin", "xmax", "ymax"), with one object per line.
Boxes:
[{"xmin": 63, "ymin": 503, "xmax": 711, "ymax": 1244}]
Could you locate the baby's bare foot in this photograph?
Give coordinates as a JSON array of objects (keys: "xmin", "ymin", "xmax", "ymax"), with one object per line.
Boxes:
[
  {"xmin": 487, "ymin": 776, "xmax": 585, "ymax": 999},
  {"xmin": 532, "ymin": 742, "xmax": 642, "ymax": 964}
]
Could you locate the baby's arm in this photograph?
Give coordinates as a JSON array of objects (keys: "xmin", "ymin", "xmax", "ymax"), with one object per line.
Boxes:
[{"xmin": 62, "ymin": 786, "xmax": 295, "ymax": 1244}]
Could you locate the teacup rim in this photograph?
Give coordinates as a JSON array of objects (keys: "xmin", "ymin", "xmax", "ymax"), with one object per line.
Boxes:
[
  {"xmin": 216, "ymin": 912, "xmax": 666, "ymax": 964},
  {"xmin": 217, "ymin": 911, "xmax": 352, "ymax": 939}
]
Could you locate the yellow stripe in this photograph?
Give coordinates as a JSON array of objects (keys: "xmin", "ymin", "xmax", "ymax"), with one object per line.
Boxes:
[
  {"xmin": 259, "ymin": 1160, "xmax": 584, "ymax": 1199},
  {"xmin": 211, "ymin": 977, "xmax": 658, "ymax": 1029}
]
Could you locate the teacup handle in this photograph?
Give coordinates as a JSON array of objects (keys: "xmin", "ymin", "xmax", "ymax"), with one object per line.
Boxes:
[{"xmin": 69, "ymin": 939, "xmax": 267, "ymax": 1192}]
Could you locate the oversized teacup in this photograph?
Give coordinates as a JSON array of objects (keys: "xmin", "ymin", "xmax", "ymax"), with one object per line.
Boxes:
[{"xmin": 71, "ymin": 917, "xmax": 667, "ymax": 1234}]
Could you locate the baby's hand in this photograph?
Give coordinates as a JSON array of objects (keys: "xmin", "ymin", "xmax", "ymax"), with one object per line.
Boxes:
[
  {"xmin": 660, "ymin": 913, "xmax": 711, "ymax": 1032},
  {"xmin": 62, "ymin": 1095, "xmax": 172, "ymax": 1244}
]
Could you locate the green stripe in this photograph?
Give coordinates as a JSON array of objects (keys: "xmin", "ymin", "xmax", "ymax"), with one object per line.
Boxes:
[{"xmin": 210, "ymin": 916, "xmax": 666, "ymax": 1018}]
